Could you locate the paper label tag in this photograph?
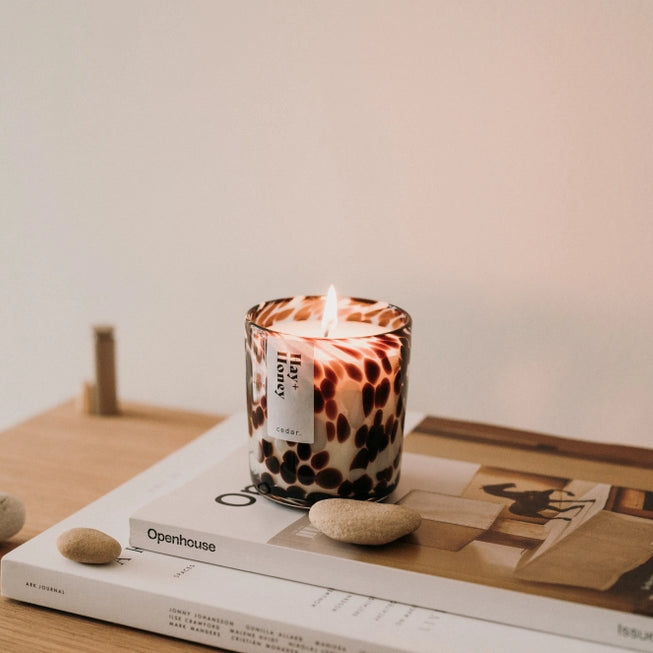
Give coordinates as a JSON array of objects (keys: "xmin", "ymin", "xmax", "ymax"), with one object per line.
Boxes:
[{"xmin": 266, "ymin": 335, "xmax": 315, "ymax": 444}]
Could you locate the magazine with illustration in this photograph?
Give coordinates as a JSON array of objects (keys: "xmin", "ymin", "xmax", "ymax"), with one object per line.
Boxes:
[{"xmin": 129, "ymin": 414, "xmax": 653, "ymax": 651}]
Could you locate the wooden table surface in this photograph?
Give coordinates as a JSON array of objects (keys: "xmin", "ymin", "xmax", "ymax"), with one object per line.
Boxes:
[{"xmin": 0, "ymin": 399, "xmax": 226, "ymax": 652}]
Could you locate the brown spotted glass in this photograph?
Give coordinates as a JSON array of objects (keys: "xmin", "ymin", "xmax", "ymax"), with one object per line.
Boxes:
[{"xmin": 245, "ymin": 294, "xmax": 411, "ymax": 508}]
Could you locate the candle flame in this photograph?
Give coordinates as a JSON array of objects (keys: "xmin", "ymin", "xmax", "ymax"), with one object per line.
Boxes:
[{"xmin": 321, "ymin": 285, "xmax": 338, "ymax": 337}]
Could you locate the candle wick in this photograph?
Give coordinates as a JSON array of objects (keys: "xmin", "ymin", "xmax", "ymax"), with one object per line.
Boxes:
[
  {"xmin": 321, "ymin": 284, "xmax": 338, "ymax": 337},
  {"xmin": 322, "ymin": 316, "xmax": 336, "ymax": 338}
]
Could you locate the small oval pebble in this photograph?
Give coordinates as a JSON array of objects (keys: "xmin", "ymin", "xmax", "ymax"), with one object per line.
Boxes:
[
  {"xmin": 309, "ymin": 498, "xmax": 422, "ymax": 546},
  {"xmin": 0, "ymin": 492, "xmax": 26, "ymax": 542},
  {"xmin": 56, "ymin": 527, "xmax": 122, "ymax": 564}
]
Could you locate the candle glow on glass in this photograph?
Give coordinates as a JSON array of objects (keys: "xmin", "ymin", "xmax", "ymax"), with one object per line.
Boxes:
[{"xmin": 272, "ymin": 286, "xmax": 383, "ymax": 339}]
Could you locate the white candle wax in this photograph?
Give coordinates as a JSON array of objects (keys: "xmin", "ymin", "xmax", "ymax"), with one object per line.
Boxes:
[{"xmin": 272, "ymin": 319, "xmax": 384, "ymax": 339}]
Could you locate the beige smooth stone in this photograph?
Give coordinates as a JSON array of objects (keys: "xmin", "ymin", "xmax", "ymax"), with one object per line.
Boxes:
[
  {"xmin": 309, "ymin": 498, "xmax": 422, "ymax": 546},
  {"xmin": 0, "ymin": 492, "xmax": 26, "ymax": 541},
  {"xmin": 57, "ymin": 527, "xmax": 122, "ymax": 564}
]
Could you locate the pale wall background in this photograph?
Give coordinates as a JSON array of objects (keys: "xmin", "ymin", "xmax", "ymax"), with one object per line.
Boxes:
[{"xmin": 2, "ymin": 1, "xmax": 652, "ymax": 446}]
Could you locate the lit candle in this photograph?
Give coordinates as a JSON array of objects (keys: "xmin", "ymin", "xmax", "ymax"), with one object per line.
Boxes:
[
  {"xmin": 245, "ymin": 288, "xmax": 411, "ymax": 508},
  {"xmin": 271, "ymin": 286, "xmax": 385, "ymax": 339}
]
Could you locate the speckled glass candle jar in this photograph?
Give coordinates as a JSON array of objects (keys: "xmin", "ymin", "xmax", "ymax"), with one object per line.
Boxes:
[{"xmin": 245, "ymin": 294, "xmax": 411, "ymax": 508}]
